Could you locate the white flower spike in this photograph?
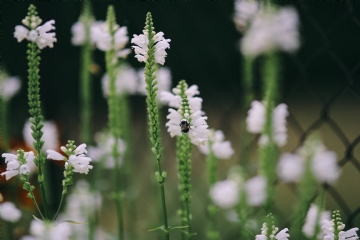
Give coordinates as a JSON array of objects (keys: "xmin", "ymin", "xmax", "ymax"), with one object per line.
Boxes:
[{"xmin": 1, "ymin": 151, "xmax": 35, "ymax": 180}]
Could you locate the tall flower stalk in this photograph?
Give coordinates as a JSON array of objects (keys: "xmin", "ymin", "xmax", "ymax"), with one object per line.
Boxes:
[
  {"xmin": 104, "ymin": 6, "xmax": 124, "ymax": 240},
  {"xmin": 131, "ymin": 12, "xmax": 171, "ymax": 240},
  {"xmin": 13, "ymin": 4, "xmax": 57, "ymax": 219},
  {"xmin": 78, "ymin": 1, "xmax": 94, "ymax": 144}
]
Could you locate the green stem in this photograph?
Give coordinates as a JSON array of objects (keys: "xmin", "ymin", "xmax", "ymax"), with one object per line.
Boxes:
[
  {"xmin": 1, "ymin": 99, "xmax": 9, "ymax": 151},
  {"xmin": 79, "ymin": 1, "xmax": 93, "ymax": 144},
  {"xmin": 114, "ymin": 138, "xmax": 124, "ymax": 240},
  {"xmin": 52, "ymin": 193, "xmax": 65, "ymax": 222},
  {"xmin": 27, "ymin": 41, "xmax": 49, "ymax": 219}
]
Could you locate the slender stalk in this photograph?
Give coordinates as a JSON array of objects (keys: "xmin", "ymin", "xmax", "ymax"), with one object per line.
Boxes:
[
  {"xmin": 143, "ymin": 12, "xmax": 170, "ymax": 240},
  {"xmin": 52, "ymin": 194, "xmax": 65, "ymax": 221},
  {"xmin": 105, "ymin": 6, "xmax": 124, "ymax": 240},
  {"xmin": 79, "ymin": 1, "xmax": 93, "ymax": 144},
  {"xmin": 27, "ymin": 40, "xmax": 49, "ymax": 219}
]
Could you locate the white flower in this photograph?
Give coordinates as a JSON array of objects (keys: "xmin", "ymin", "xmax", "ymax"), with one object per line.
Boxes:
[
  {"xmin": 339, "ymin": 228, "xmax": 359, "ymax": 240},
  {"xmin": 277, "ymin": 153, "xmax": 304, "ymax": 182},
  {"xmin": 246, "ymin": 101, "xmax": 289, "ymax": 146},
  {"xmin": 198, "ymin": 130, "xmax": 234, "ymax": 159},
  {"xmin": 210, "ymin": 180, "xmax": 239, "ymax": 208},
  {"xmin": 87, "ymin": 132, "xmax": 126, "ymax": 169},
  {"xmin": 14, "ymin": 19, "xmax": 57, "ymax": 49},
  {"xmin": 1, "ymin": 151, "xmax": 35, "ymax": 180},
  {"xmin": 91, "ymin": 21, "xmax": 130, "ymax": 58},
  {"xmin": 241, "ymin": 7, "xmax": 299, "ymax": 56},
  {"xmin": 46, "ymin": 150, "xmax": 64, "ymax": 160},
  {"xmin": 275, "ymin": 228, "xmax": 290, "ymax": 240},
  {"xmin": 0, "ymin": 76, "xmax": 21, "ymax": 101},
  {"xmin": 131, "ymin": 30, "xmax": 171, "ymax": 65},
  {"xmin": 312, "ymin": 150, "xmax": 339, "ymax": 184},
  {"xmin": 138, "ymin": 67, "xmax": 172, "ymax": 105},
  {"xmin": 233, "ymin": 1, "xmax": 260, "ymax": 32},
  {"xmin": 68, "ymin": 155, "xmax": 93, "ymax": 174},
  {"xmin": 246, "ymin": 100, "xmax": 265, "ymax": 133},
  {"xmin": 0, "ymin": 202, "xmax": 22, "ymax": 222},
  {"xmin": 101, "ymin": 64, "xmax": 138, "ymax": 97},
  {"xmin": 302, "ymin": 204, "xmax": 331, "ymax": 238},
  {"xmin": 30, "ymin": 220, "xmax": 71, "ymax": 240},
  {"xmin": 164, "ymin": 83, "xmax": 209, "ymax": 146},
  {"xmin": 71, "ymin": 21, "xmax": 85, "ymax": 45},
  {"xmin": 256, "ymin": 221, "xmax": 289, "ymax": 240},
  {"xmin": 244, "ymin": 175, "xmax": 266, "ymax": 206},
  {"xmin": 23, "ymin": 119, "xmax": 59, "ymax": 152}
]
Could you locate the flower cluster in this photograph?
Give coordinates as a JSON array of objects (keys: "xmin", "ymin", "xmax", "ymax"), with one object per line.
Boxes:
[
  {"xmin": 321, "ymin": 210, "xmax": 359, "ymax": 240},
  {"xmin": 198, "ymin": 129, "xmax": 234, "ymax": 159},
  {"xmin": 161, "ymin": 82, "xmax": 209, "ymax": 146},
  {"xmin": 255, "ymin": 214, "xmax": 290, "ymax": 240},
  {"xmin": 88, "ymin": 132, "xmax": 126, "ymax": 169},
  {"xmin": 246, "ymin": 100, "xmax": 289, "ymax": 146},
  {"xmin": 91, "ymin": 21, "xmax": 131, "ymax": 58},
  {"xmin": 241, "ymin": 6, "xmax": 299, "ymax": 56},
  {"xmin": 277, "ymin": 143, "xmax": 340, "ymax": 184},
  {"xmin": 47, "ymin": 142, "xmax": 93, "ymax": 174},
  {"xmin": 233, "ymin": 1, "xmax": 260, "ymax": 32},
  {"xmin": 1, "ymin": 150, "xmax": 35, "ymax": 180},
  {"xmin": 131, "ymin": 30, "xmax": 171, "ymax": 65},
  {"xmin": 14, "ymin": 5, "xmax": 56, "ymax": 49}
]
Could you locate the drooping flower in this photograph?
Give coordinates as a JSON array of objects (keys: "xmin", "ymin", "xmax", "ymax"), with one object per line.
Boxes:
[
  {"xmin": 91, "ymin": 21, "xmax": 130, "ymax": 58},
  {"xmin": 244, "ymin": 175, "xmax": 266, "ymax": 206},
  {"xmin": 0, "ymin": 202, "xmax": 22, "ymax": 222},
  {"xmin": 241, "ymin": 6, "xmax": 299, "ymax": 56},
  {"xmin": 162, "ymin": 81, "xmax": 209, "ymax": 146},
  {"xmin": 302, "ymin": 204, "xmax": 331, "ymax": 239},
  {"xmin": 198, "ymin": 130, "xmax": 234, "ymax": 159},
  {"xmin": 1, "ymin": 151, "xmax": 35, "ymax": 180},
  {"xmin": 101, "ymin": 64, "xmax": 138, "ymax": 97},
  {"xmin": 131, "ymin": 30, "xmax": 171, "ymax": 65},
  {"xmin": 210, "ymin": 179, "xmax": 239, "ymax": 209},
  {"xmin": 87, "ymin": 132, "xmax": 126, "ymax": 169},
  {"xmin": 46, "ymin": 142, "xmax": 93, "ymax": 175},
  {"xmin": 277, "ymin": 153, "xmax": 304, "ymax": 182},
  {"xmin": 14, "ymin": 13, "xmax": 57, "ymax": 49},
  {"xmin": 0, "ymin": 74, "xmax": 21, "ymax": 101},
  {"xmin": 137, "ymin": 67, "xmax": 172, "ymax": 105},
  {"xmin": 233, "ymin": 1, "xmax": 260, "ymax": 32},
  {"xmin": 246, "ymin": 101, "xmax": 289, "ymax": 146}
]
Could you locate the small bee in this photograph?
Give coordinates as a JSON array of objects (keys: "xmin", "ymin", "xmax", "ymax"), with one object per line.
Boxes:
[{"xmin": 179, "ymin": 119, "xmax": 191, "ymax": 133}]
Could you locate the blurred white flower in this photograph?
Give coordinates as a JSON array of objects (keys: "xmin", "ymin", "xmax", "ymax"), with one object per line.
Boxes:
[
  {"xmin": 302, "ymin": 204, "xmax": 331, "ymax": 239},
  {"xmin": 91, "ymin": 21, "xmax": 130, "ymax": 58},
  {"xmin": 210, "ymin": 179, "xmax": 239, "ymax": 208},
  {"xmin": 198, "ymin": 130, "xmax": 234, "ymax": 159},
  {"xmin": 101, "ymin": 64, "xmax": 138, "ymax": 97},
  {"xmin": 312, "ymin": 150, "xmax": 339, "ymax": 184},
  {"xmin": 241, "ymin": 7, "xmax": 299, "ymax": 56},
  {"xmin": 246, "ymin": 101, "xmax": 289, "ymax": 146},
  {"xmin": 15, "ymin": 19, "xmax": 57, "ymax": 49},
  {"xmin": 277, "ymin": 153, "xmax": 304, "ymax": 182},
  {"xmin": 233, "ymin": 1, "xmax": 260, "ymax": 32},
  {"xmin": 30, "ymin": 220, "xmax": 71, "ymax": 240},
  {"xmin": 0, "ymin": 202, "xmax": 22, "ymax": 222},
  {"xmin": 23, "ymin": 119, "xmax": 59, "ymax": 152},
  {"xmin": 245, "ymin": 175, "xmax": 266, "ymax": 206},
  {"xmin": 138, "ymin": 67, "xmax": 172, "ymax": 105},
  {"xmin": 0, "ymin": 76, "xmax": 21, "ymax": 101},
  {"xmin": 1, "ymin": 151, "xmax": 35, "ymax": 180},
  {"xmin": 71, "ymin": 21, "xmax": 86, "ymax": 45},
  {"xmin": 131, "ymin": 30, "xmax": 171, "ymax": 65},
  {"xmin": 87, "ymin": 132, "xmax": 126, "ymax": 169}
]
